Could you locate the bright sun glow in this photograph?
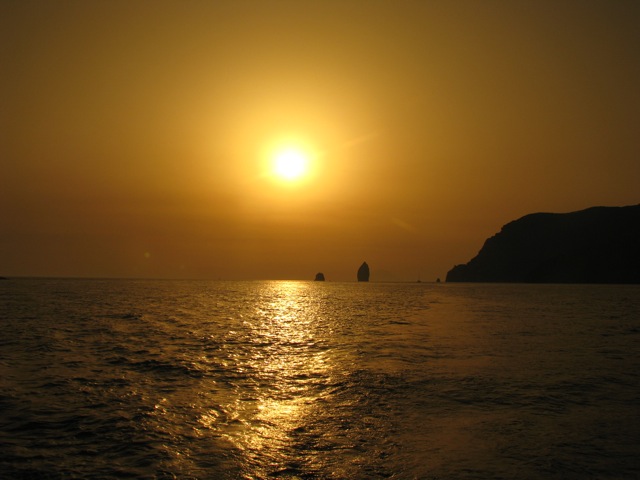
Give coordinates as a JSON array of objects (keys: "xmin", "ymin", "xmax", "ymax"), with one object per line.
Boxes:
[{"xmin": 273, "ymin": 148, "xmax": 309, "ymax": 181}]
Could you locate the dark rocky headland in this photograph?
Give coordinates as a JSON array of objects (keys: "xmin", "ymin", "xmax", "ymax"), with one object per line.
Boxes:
[{"xmin": 446, "ymin": 204, "xmax": 640, "ymax": 283}]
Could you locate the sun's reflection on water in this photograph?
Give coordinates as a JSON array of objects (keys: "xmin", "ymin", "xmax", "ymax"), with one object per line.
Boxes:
[{"xmin": 217, "ymin": 281, "xmax": 336, "ymax": 477}]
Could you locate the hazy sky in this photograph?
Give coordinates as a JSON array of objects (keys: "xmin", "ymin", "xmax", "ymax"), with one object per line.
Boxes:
[{"xmin": 2, "ymin": 0, "xmax": 639, "ymax": 281}]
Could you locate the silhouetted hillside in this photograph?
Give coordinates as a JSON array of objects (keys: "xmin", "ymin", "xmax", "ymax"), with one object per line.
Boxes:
[{"xmin": 446, "ymin": 205, "xmax": 640, "ymax": 283}]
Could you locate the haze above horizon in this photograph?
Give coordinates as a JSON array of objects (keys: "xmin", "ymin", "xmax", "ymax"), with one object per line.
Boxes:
[{"xmin": 2, "ymin": 1, "xmax": 639, "ymax": 281}]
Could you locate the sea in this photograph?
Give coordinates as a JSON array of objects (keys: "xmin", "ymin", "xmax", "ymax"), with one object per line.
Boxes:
[{"xmin": 1, "ymin": 278, "xmax": 639, "ymax": 479}]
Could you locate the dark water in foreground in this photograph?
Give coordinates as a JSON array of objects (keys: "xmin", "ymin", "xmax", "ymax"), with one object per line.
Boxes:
[{"xmin": 1, "ymin": 279, "xmax": 639, "ymax": 479}]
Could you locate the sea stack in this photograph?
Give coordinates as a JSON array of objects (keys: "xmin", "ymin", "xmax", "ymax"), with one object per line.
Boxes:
[
  {"xmin": 314, "ymin": 272, "xmax": 325, "ymax": 281},
  {"xmin": 357, "ymin": 262, "xmax": 370, "ymax": 282}
]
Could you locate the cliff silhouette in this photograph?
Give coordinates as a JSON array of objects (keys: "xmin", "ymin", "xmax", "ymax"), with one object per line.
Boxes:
[{"xmin": 446, "ymin": 204, "xmax": 640, "ymax": 283}]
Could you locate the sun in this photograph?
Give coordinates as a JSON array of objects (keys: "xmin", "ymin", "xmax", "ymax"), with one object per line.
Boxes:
[{"xmin": 273, "ymin": 148, "xmax": 309, "ymax": 181}]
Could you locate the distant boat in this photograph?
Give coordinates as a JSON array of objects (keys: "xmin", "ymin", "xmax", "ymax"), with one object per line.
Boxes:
[{"xmin": 357, "ymin": 262, "xmax": 370, "ymax": 282}]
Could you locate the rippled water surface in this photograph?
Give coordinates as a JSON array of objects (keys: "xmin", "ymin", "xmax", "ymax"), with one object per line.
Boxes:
[{"xmin": 1, "ymin": 279, "xmax": 639, "ymax": 479}]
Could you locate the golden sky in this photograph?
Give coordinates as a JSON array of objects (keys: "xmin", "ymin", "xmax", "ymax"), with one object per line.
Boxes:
[{"xmin": 2, "ymin": 1, "xmax": 639, "ymax": 281}]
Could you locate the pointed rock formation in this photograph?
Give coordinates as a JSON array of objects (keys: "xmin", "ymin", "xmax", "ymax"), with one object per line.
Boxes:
[
  {"xmin": 357, "ymin": 262, "xmax": 370, "ymax": 282},
  {"xmin": 314, "ymin": 272, "xmax": 325, "ymax": 281}
]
